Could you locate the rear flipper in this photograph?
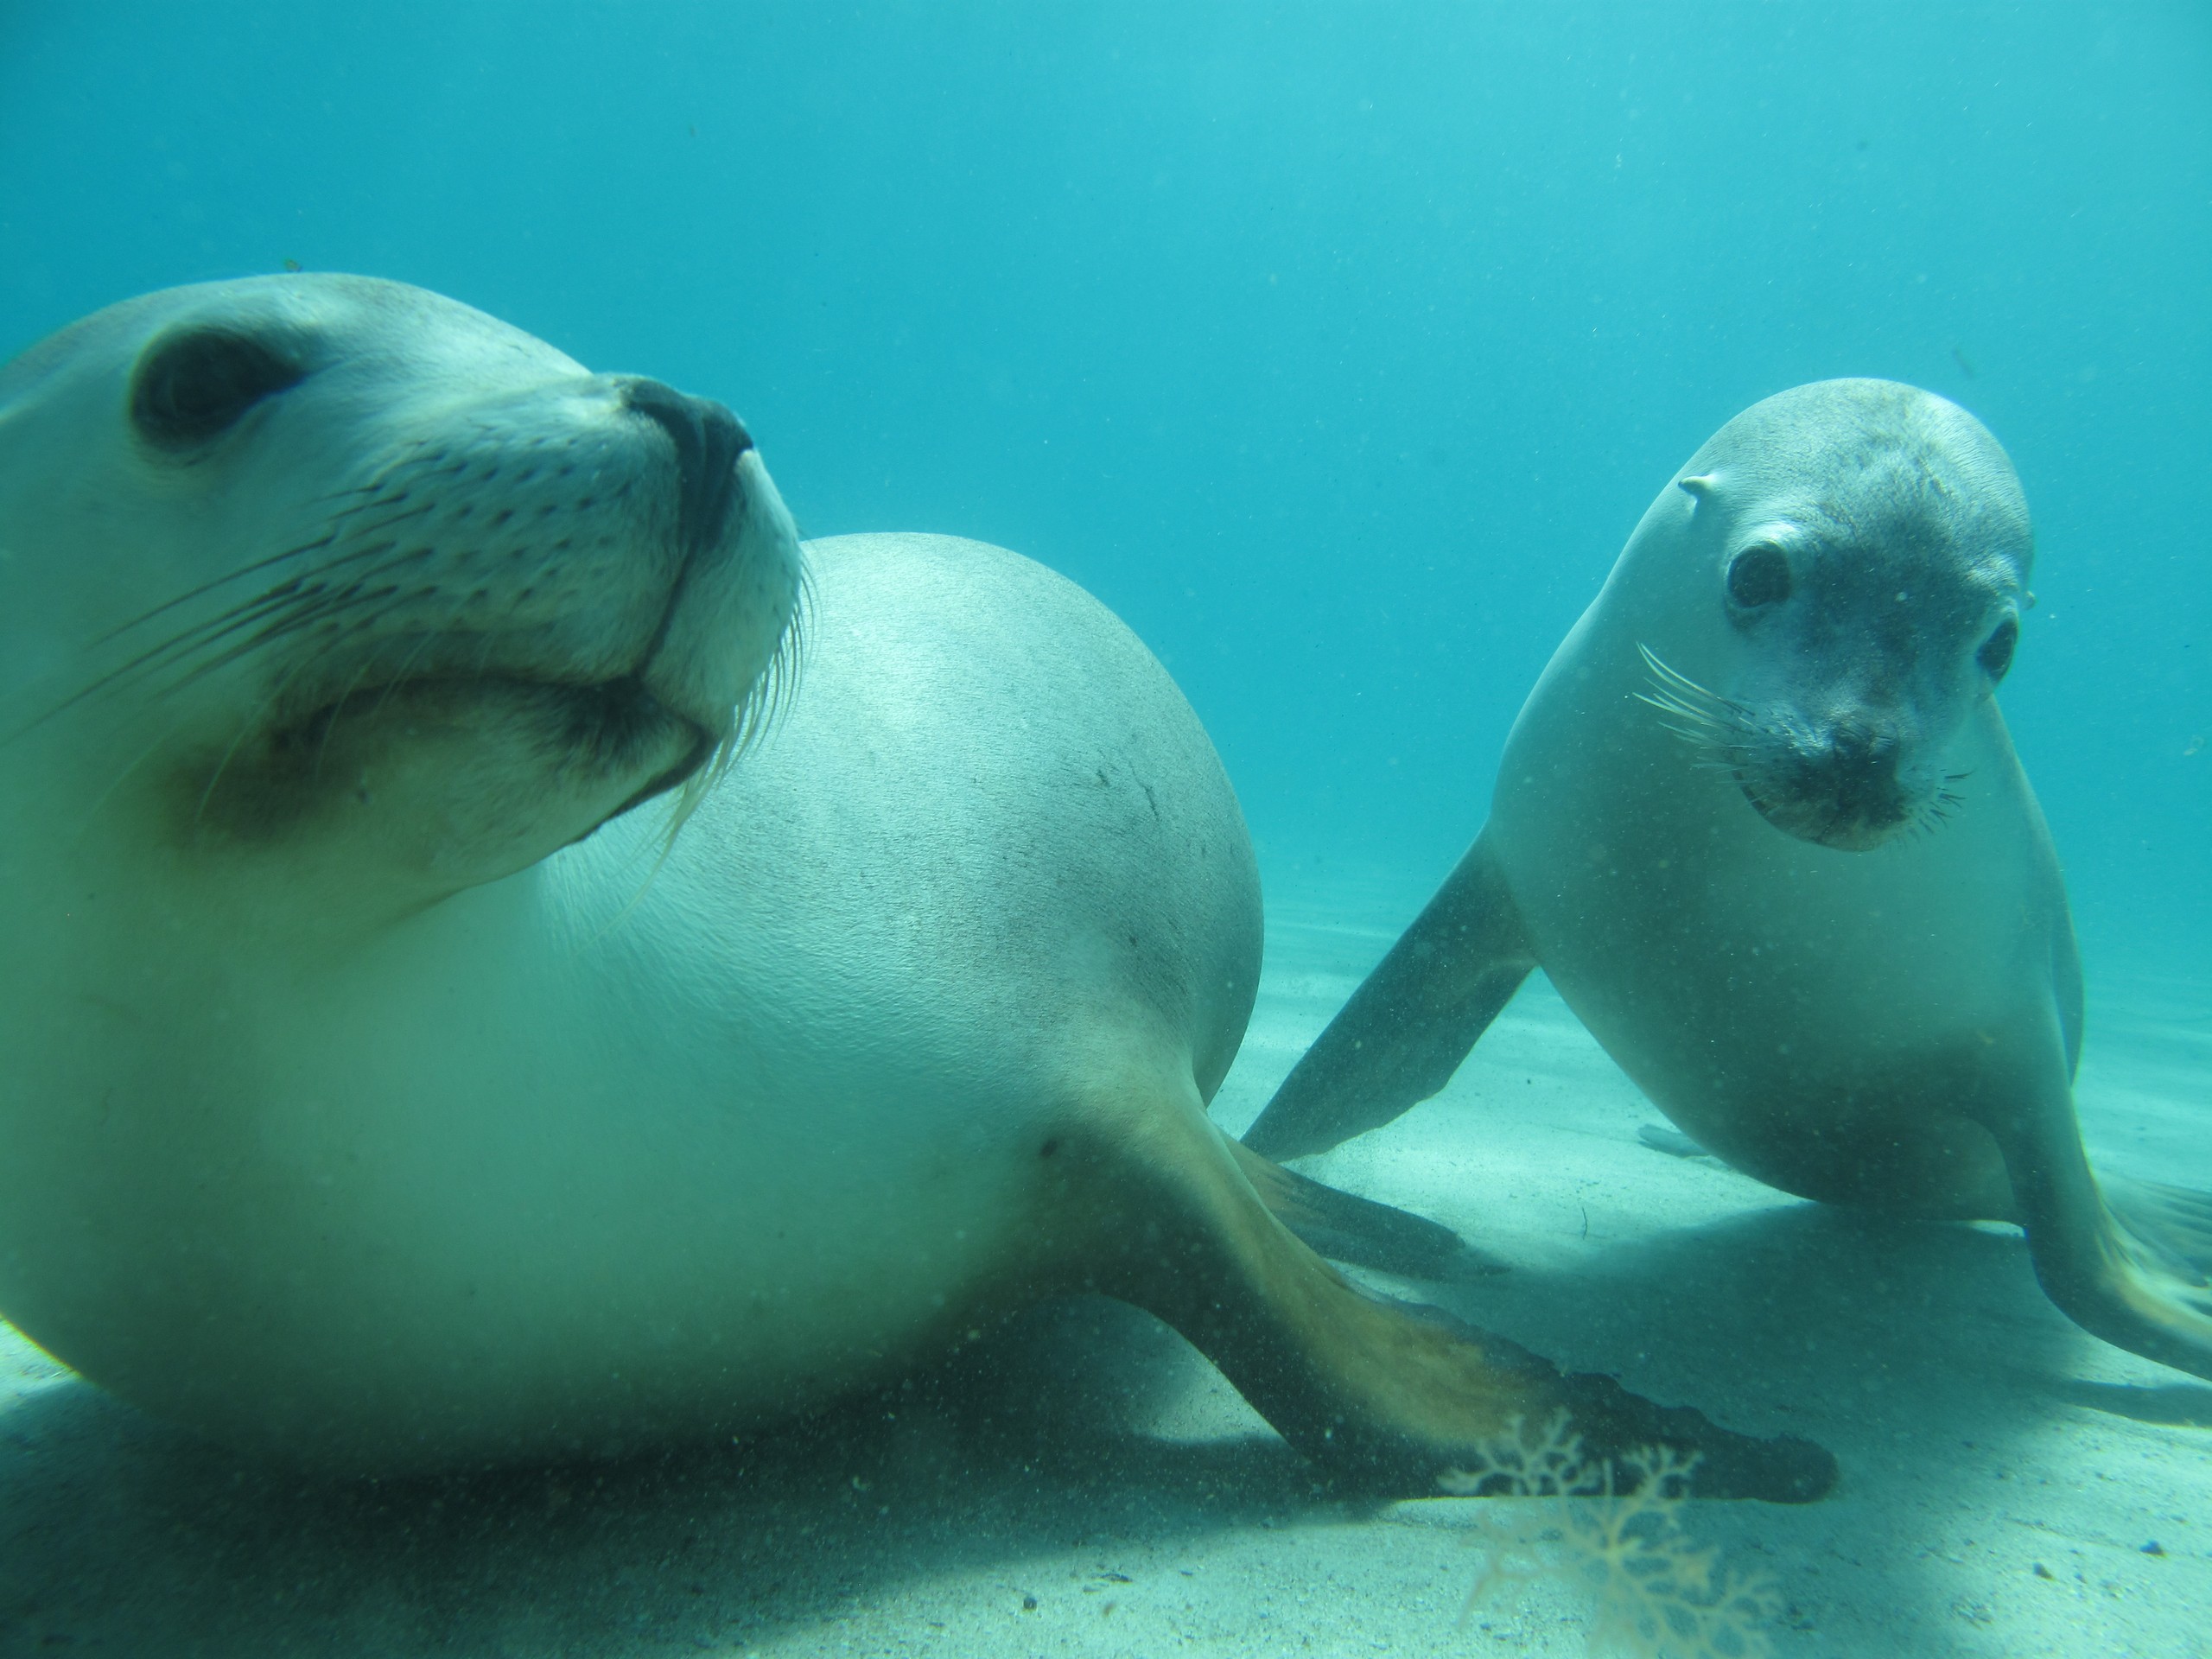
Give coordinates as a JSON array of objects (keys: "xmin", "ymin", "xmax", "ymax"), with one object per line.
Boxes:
[
  {"xmin": 2042, "ymin": 1192, "xmax": 2212, "ymax": 1379},
  {"xmin": 1230, "ymin": 1140, "xmax": 1507, "ymax": 1283},
  {"xmin": 1243, "ymin": 830, "xmax": 1535, "ymax": 1161},
  {"xmin": 1973, "ymin": 1033, "xmax": 2212, "ymax": 1380},
  {"xmin": 1061, "ymin": 1084, "xmax": 1835, "ymax": 1503},
  {"xmin": 2102, "ymin": 1173, "xmax": 2212, "ymax": 1281}
]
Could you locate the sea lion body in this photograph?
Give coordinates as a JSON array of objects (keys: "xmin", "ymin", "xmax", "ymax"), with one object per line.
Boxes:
[
  {"xmin": 1248, "ymin": 380, "xmax": 2212, "ymax": 1379},
  {"xmin": 0, "ymin": 278, "xmax": 1829, "ymax": 1495},
  {"xmin": 3, "ymin": 531, "xmax": 1255, "ymax": 1465},
  {"xmin": 1491, "ymin": 495, "xmax": 2069, "ymax": 1219}
]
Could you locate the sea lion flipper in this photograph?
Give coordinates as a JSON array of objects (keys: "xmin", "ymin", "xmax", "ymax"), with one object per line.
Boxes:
[
  {"xmin": 1227, "ymin": 1140, "xmax": 1509, "ymax": 1281},
  {"xmin": 1974, "ymin": 1031, "xmax": 2212, "ymax": 1380},
  {"xmin": 1243, "ymin": 830, "xmax": 1535, "ymax": 1160},
  {"xmin": 2103, "ymin": 1174, "xmax": 2212, "ymax": 1280},
  {"xmin": 1080, "ymin": 1091, "xmax": 1834, "ymax": 1502},
  {"xmin": 1638, "ymin": 1123, "xmax": 1715, "ymax": 1160}
]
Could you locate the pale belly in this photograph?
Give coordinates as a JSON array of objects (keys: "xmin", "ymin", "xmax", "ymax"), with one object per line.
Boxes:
[
  {"xmin": 1493, "ymin": 701, "xmax": 2059, "ymax": 1220},
  {"xmin": 0, "ymin": 534, "xmax": 1261, "ymax": 1471},
  {"xmin": 0, "ymin": 880, "xmax": 1053, "ymax": 1470}
]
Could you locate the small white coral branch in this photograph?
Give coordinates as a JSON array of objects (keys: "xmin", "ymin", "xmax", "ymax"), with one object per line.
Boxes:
[{"xmin": 1441, "ymin": 1413, "xmax": 1783, "ymax": 1659}]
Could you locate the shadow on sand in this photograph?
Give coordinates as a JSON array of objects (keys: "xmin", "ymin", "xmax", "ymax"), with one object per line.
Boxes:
[
  {"xmin": 0, "ymin": 1297, "xmax": 1338, "ymax": 1656},
  {"xmin": 0, "ymin": 1190, "xmax": 2198, "ymax": 1656}
]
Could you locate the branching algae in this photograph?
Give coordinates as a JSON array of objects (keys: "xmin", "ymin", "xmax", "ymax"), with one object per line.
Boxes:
[{"xmin": 1441, "ymin": 1414, "xmax": 1783, "ymax": 1658}]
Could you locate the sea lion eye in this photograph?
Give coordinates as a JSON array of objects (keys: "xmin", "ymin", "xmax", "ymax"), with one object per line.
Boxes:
[
  {"xmin": 1978, "ymin": 616, "xmax": 2018, "ymax": 682},
  {"xmin": 1726, "ymin": 543, "xmax": 1792, "ymax": 609},
  {"xmin": 130, "ymin": 327, "xmax": 307, "ymax": 448}
]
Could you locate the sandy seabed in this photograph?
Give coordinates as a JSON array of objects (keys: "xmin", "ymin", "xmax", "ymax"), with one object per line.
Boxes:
[{"xmin": 1, "ymin": 867, "xmax": 2206, "ymax": 1657}]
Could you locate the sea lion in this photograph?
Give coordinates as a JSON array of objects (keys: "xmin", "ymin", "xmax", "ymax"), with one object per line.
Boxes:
[
  {"xmin": 0, "ymin": 277, "xmax": 1829, "ymax": 1497},
  {"xmin": 1244, "ymin": 378, "xmax": 2212, "ymax": 1381}
]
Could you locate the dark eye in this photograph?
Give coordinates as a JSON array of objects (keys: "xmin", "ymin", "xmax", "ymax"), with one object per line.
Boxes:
[
  {"xmin": 1977, "ymin": 615, "xmax": 2018, "ymax": 682},
  {"xmin": 130, "ymin": 327, "xmax": 306, "ymax": 448},
  {"xmin": 1726, "ymin": 543, "xmax": 1792, "ymax": 608}
]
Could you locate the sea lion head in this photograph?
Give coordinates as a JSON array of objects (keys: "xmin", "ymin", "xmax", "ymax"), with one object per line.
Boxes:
[
  {"xmin": 0, "ymin": 275, "xmax": 802, "ymax": 923},
  {"xmin": 1644, "ymin": 378, "xmax": 2032, "ymax": 851}
]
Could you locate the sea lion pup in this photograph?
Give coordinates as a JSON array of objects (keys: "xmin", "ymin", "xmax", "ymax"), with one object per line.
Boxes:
[
  {"xmin": 0, "ymin": 277, "xmax": 1829, "ymax": 1497},
  {"xmin": 1244, "ymin": 379, "xmax": 2212, "ymax": 1382}
]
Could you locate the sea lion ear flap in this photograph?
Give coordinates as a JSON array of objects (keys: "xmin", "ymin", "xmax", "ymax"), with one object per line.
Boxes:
[{"xmin": 1677, "ymin": 474, "xmax": 1719, "ymax": 505}]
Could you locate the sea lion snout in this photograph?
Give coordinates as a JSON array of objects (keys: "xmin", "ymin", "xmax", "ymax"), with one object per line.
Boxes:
[
  {"xmin": 1637, "ymin": 645, "xmax": 1937, "ymax": 852},
  {"xmin": 1739, "ymin": 710, "xmax": 1912, "ymax": 850},
  {"xmin": 620, "ymin": 377, "xmax": 753, "ymax": 559},
  {"xmin": 0, "ymin": 275, "xmax": 804, "ymax": 913}
]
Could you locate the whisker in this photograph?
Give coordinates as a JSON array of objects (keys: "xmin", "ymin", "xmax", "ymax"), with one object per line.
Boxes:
[
  {"xmin": 306, "ymin": 639, "xmax": 412, "ymax": 782},
  {"xmin": 106, "ymin": 567, "xmax": 364, "ymax": 682},
  {"xmin": 20, "ymin": 512, "xmax": 442, "ymax": 741},
  {"xmin": 152, "ymin": 582, "xmax": 414, "ymax": 702},
  {"xmin": 67, "ymin": 714, "xmax": 200, "ymax": 846},
  {"xmin": 329, "ymin": 627, "xmax": 445, "ymax": 775},
  {"xmin": 192, "ymin": 651, "xmax": 319, "ymax": 830},
  {"xmin": 87, "ymin": 448, "xmax": 443, "ymax": 651},
  {"xmin": 55, "ymin": 573, "xmax": 345, "ymax": 709},
  {"xmin": 1634, "ymin": 644, "xmax": 1768, "ymax": 779},
  {"xmin": 660, "ymin": 565, "xmax": 813, "ymax": 853},
  {"xmin": 1634, "ymin": 690, "xmax": 1726, "ymax": 726},
  {"xmin": 155, "ymin": 543, "xmax": 435, "ymax": 677},
  {"xmin": 89, "ymin": 535, "xmax": 340, "ymax": 650}
]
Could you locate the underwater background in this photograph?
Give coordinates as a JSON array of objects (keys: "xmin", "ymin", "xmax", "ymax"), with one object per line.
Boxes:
[
  {"xmin": 4, "ymin": 0, "xmax": 2205, "ymax": 976},
  {"xmin": 3, "ymin": 6, "xmax": 2210, "ymax": 1656}
]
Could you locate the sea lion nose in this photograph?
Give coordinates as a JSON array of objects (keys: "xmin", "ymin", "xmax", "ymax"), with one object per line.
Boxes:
[
  {"xmin": 1827, "ymin": 719, "xmax": 1896, "ymax": 774},
  {"xmin": 621, "ymin": 378, "xmax": 753, "ymax": 556},
  {"xmin": 1822, "ymin": 718, "xmax": 1904, "ymax": 819}
]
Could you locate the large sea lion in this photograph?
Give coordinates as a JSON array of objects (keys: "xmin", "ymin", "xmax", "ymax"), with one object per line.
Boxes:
[
  {"xmin": 1245, "ymin": 379, "xmax": 2212, "ymax": 1381},
  {"xmin": 0, "ymin": 276, "xmax": 1829, "ymax": 1497}
]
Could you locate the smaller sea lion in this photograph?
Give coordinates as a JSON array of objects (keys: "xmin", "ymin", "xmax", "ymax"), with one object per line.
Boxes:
[{"xmin": 1245, "ymin": 380, "xmax": 2212, "ymax": 1382}]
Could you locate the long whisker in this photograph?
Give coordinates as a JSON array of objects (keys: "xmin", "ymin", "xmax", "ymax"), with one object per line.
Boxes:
[
  {"xmin": 87, "ymin": 534, "xmax": 338, "ymax": 651},
  {"xmin": 1635, "ymin": 644, "xmax": 1764, "ymax": 770},
  {"xmin": 192, "ymin": 650, "xmax": 320, "ymax": 829},
  {"xmin": 326, "ymin": 626, "xmax": 446, "ymax": 776},
  {"xmin": 85, "ymin": 450, "xmax": 447, "ymax": 650},
  {"xmin": 147, "ymin": 537, "xmax": 441, "ymax": 686},
  {"xmin": 149, "ymin": 577, "xmax": 420, "ymax": 702},
  {"xmin": 305, "ymin": 642, "xmax": 408, "ymax": 783},
  {"xmin": 656, "ymin": 563, "xmax": 812, "ymax": 861},
  {"xmin": 68, "ymin": 713, "xmax": 200, "ymax": 846},
  {"xmin": 15, "ymin": 528, "xmax": 439, "ymax": 744}
]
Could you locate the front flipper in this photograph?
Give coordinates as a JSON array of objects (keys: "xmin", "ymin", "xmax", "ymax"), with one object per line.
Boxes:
[
  {"xmin": 1061, "ymin": 1086, "xmax": 1835, "ymax": 1502},
  {"xmin": 1971, "ymin": 1029, "xmax": 2212, "ymax": 1380},
  {"xmin": 1243, "ymin": 830, "xmax": 1535, "ymax": 1161}
]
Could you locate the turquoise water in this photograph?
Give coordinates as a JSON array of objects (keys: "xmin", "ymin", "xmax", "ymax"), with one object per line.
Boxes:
[
  {"xmin": 8, "ymin": 2, "xmax": 2206, "ymax": 969},
  {"xmin": 2, "ymin": 4, "xmax": 2207, "ymax": 1655}
]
